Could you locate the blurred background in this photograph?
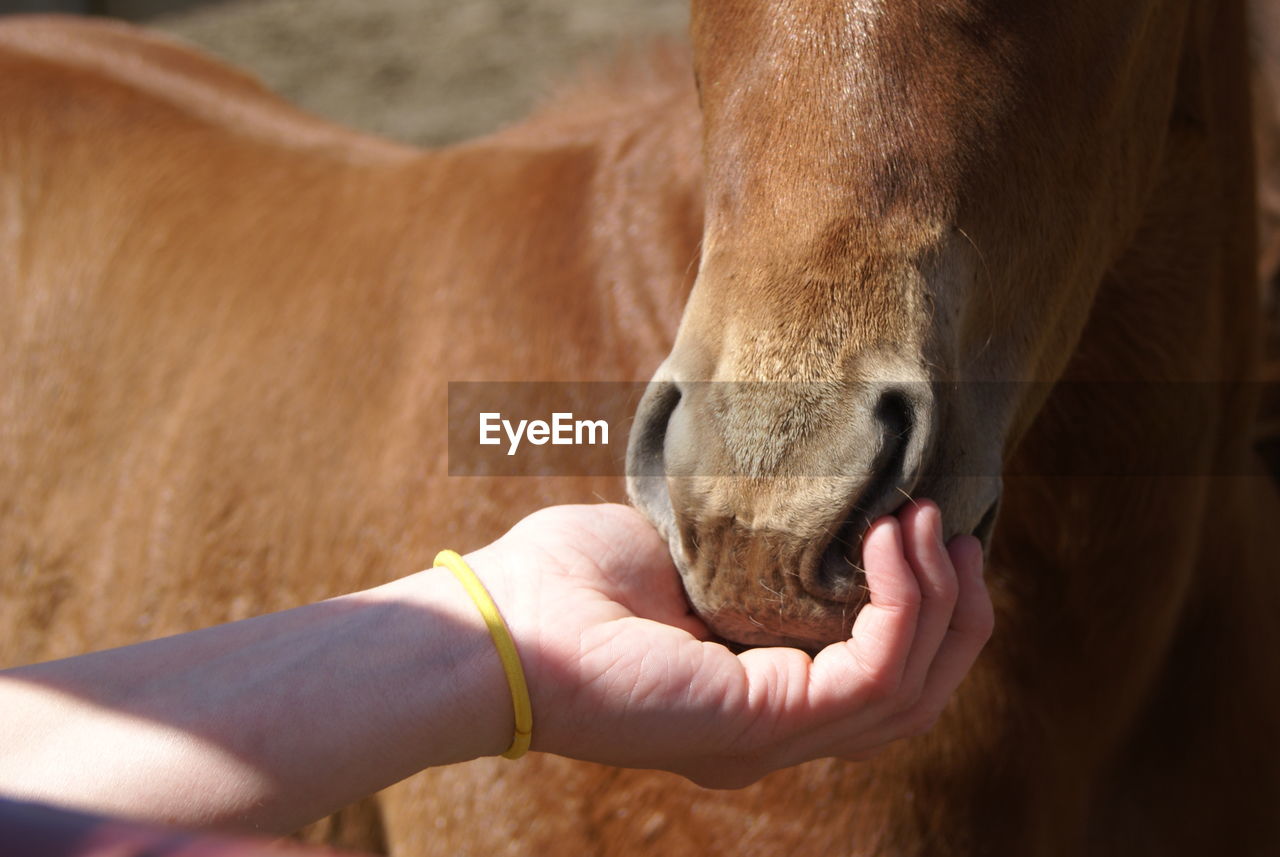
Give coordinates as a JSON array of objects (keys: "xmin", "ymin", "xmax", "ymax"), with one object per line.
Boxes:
[{"xmin": 0, "ymin": 0, "xmax": 689, "ymax": 145}]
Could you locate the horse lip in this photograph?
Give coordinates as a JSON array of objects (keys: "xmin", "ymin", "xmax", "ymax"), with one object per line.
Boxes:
[{"xmin": 971, "ymin": 497, "xmax": 1000, "ymax": 548}]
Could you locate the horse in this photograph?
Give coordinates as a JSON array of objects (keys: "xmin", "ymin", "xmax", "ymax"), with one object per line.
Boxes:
[{"xmin": 1, "ymin": 3, "xmax": 1277, "ymax": 856}]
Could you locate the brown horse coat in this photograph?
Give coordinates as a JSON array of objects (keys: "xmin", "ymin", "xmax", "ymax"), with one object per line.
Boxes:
[{"xmin": 1, "ymin": 6, "xmax": 1277, "ymax": 857}]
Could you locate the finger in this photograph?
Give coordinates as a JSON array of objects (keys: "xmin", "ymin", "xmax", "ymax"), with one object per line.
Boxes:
[
  {"xmin": 792, "ymin": 534, "xmax": 986, "ymax": 762},
  {"xmin": 728, "ymin": 561, "xmax": 919, "ymax": 754},
  {"xmin": 831, "ymin": 516, "xmax": 921, "ymax": 701},
  {"xmin": 895, "ymin": 501, "xmax": 961, "ymax": 702},
  {"xmin": 909, "ymin": 534, "xmax": 993, "ymax": 718}
]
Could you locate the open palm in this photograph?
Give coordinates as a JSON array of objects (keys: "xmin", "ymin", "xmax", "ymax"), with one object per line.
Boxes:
[{"xmin": 468, "ymin": 501, "xmax": 991, "ymax": 788}]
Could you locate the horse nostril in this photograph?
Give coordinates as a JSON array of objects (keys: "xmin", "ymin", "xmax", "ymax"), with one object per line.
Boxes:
[
  {"xmin": 855, "ymin": 386, "xmax": 918, "ymax": 518},
  {"xmin": 804, "ymin": 386, "xmax": 925, "ymax": 600},
  {"xmin": 874, "ymin": 387, "xmax": 915, "ymax": 478},
  {"xmin": 626, "ymin": 378, "xmax": 682, "ymax": 538},
  {"xmin": 627, "ymin": 379, "xmax": 680, "ymax": 480}
]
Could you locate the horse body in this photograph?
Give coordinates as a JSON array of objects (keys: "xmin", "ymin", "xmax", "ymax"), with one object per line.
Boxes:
[
  {"xmin": 0, "ymin": 18, "xmax": 698, "ymax": 688},
  {"xmin": 1, "ymin": 5, "xmax": 1278, "ymax": 857}
]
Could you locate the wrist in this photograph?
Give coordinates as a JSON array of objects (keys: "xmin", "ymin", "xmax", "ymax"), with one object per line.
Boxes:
[
  {"xmin": 373, "ymin": 563, "xmax": 514, "ymax": 763},
  {"xmin": 455, "ymin": 542, "xmax": 565, "ymax": 757}
]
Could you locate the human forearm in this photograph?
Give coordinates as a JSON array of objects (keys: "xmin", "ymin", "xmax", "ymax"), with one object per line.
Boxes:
[
  {"xmin": 0, "ymin": 502, "xmax": 991, "ymax": 836},
  {"xmin": 0, "ymin": 567, "xmax": 510, "ymax": 833}
]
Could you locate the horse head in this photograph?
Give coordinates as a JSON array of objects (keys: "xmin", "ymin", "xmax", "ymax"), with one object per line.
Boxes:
[{"xmin": 628, "ymin": 0, "xmax": 1191, "ymax": 647}]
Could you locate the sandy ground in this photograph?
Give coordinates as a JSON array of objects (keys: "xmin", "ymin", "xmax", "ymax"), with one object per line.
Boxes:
[{"xmin": 137, "ymin": 0, "xmax": 689, "ymax": 146}]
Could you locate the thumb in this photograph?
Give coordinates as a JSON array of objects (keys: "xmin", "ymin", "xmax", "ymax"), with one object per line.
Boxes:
[{"xmin": 505, "ymin": 504, "xmax": 709, "ymax": 634}]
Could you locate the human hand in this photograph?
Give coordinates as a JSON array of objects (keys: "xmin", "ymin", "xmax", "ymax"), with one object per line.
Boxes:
[{"xmin": 465, "ymin": 501, "xmax": 992, "ymax": 788}]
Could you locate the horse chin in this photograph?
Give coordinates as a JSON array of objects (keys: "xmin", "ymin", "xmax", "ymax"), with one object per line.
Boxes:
[
  {"xmin": 628, "ymin": 482, "xmax": 841, "ymax": 649},
  {"xmin": 667, "ymin": 545, "xmax": 865, "ymax": 650},
  {"xmin": 683, "ymin": 582, "xmax": 857, "ymax": 652},
  {"xmin": 632, "ymin": 476, "xmax": 1002, "ymax": 651},
  {"xmin": 703, "ymin": 615, "xmax": 852, "ymax": 654}
]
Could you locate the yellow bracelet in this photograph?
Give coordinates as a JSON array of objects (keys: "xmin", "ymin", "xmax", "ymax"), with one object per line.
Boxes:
[{"xmin": 433, "ymin": 549, "xmax": 532, "ymax": 760}]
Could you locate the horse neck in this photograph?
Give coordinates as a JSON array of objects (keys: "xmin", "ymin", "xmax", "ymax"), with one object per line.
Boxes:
[
  {"xmin": 968, "ymin": 4, "xmax": 1265, "ymax": 782},
  {"xmin": 410, "ymin": 45, "xmax": 705, "ymax": 383},
  {"xmin": 1070, "ymin": 0, "xmax": 1258, "ymax": 388}
]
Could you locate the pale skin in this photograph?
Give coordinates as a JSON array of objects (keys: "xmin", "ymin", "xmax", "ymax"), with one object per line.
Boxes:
[{"xmin": 0, "ymin": 500, "xmax": 991, "ymax": 835}]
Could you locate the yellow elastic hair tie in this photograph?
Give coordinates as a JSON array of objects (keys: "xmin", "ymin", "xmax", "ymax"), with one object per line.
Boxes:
[{"xmin": 433, "ymin": 549, "xmax": 532, "ymax": 760}]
